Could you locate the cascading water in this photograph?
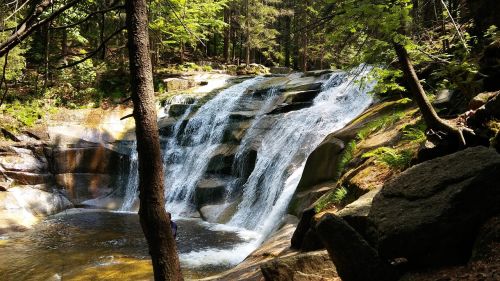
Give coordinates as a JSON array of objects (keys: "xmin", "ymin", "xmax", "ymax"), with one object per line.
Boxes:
[
  {"xmin": 162, "ymin": 77, "xmax": 265, "ymax": 216},
  {"xmin": 118, "ymin": 67, "xmax": 375, "ymax": 268},
  {"xmin": 119, "ymin": 142, "xmax": 138, "ymax": 211},
  {"xmin": 229, "ymin": 67, "xmax": 374, "ymax": 240}
]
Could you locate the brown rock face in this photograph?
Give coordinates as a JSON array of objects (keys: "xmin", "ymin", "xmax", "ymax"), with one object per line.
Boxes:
[
  {"xmin": 261, "ymin": 251, "xmax": 338, "ymax": 281},
  {"xmin": 51, "ymin": 146, "xmax": 123, "ymax": 174},
  {"xmin": 55, "ymin": 173, "xmax": 112, "ymax": 203}
]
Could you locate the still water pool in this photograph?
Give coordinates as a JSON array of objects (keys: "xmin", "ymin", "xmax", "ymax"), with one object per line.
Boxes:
[{"xmin": 0, "ymin": 209, "xmax": 259, "ymax": 281}]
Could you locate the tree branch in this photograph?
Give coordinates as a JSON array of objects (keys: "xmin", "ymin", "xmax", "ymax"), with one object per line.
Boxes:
[
  {"xmin": 0, "ymin": 0, "xmax": 83, "ymax": 58},
  {"xmin": 0, "ymin": 52, "xmax": 10, "ymax": 107},
  {"xmin": 50, "ymin": 5, "xmax": 125, "ymax": 30},
  {"xmin": 57, "ymin": 26, "xmax": 126, "ymax": 69}
]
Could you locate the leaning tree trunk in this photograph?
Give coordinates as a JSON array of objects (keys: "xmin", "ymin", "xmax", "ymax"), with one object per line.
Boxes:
[
  {"xmin": 393, "ymin": 42, "xmax": 469, "ymax": 146},
  {"xmin": 125, "ymin": 0, "xmax": 183, "ymax": 280}
]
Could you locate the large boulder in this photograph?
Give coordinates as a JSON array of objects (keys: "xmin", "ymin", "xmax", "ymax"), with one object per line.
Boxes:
[
  {"xmin": 0, "ymin": 186, "xmax": 72, "ymax": 234},
  {"xmin": 368, "ymin": 146, "xmax": 500, "ymax": 266},
  {"xmin": 163, "ymin": 77, "xmax": 197, "ymax": 92},
  {"xmin": 0, "ymin": 146, "xmax": 53, "ymax": 185},
  {"xmin": 336, "ymin": 187, "xmax": 381, "ymax": 239},
  {"xmin": 283, "ymin": 77, "xmax": 323, "ymax": 92},
  {"xmin": 0, "ymin": 147, "xmax": 48, "ymax": 173},
  {"xmin": 296, "ymin": 136, "xmax": 344, "ymax": 191},
  {"xmin": 316, "ymin": 214, "xmax": 398, "ymax": 281},
  {"xmin": 195, "ymin": 176, "xmax": 229, "ymax": 206},
  {"xmin": 206, "ymin": 145, "xmax": 238, "ymax": 174},
  {"xmin": 260, "ymin": 250, "xmax": 338, "ymax": 281}
]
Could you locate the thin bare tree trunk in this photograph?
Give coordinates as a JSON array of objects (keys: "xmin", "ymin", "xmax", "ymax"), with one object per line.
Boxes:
[
  {"xmin": 393, "ymin": 42, "xmax": 469, "ymax": 146},
  {"xmin": 125, "ymin": 0, "xmax": 183, "ymax": 280},
  {"xmin": 245, "ymin": 0, "xmax": 250, "ymax": 65},
  {"xmin": 223, "ymin": 7, "xmax": 230, "ymax": 63}
]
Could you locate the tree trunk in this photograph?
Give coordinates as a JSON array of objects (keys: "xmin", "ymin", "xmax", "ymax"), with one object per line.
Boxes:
[
  {"xmin": 284, "ymin": 14, "xmax": 291, "ymax": 68},
  {"xmin": 43, "ymin": 22, "xmax": 50, "ymax": 92},
  {"xmin": 100, "ymin": 11, "xmax": 106, "ymax": 60},
  {"xmin": 125, "ymin": 1, "xmax": 183, "ymax": 280},
  {"xmin": 245, "ymin": 0, "xmax": 250, "ymax": 65},
  {"xmin": 393, "ymin": 42, "xmax": 467, "ymax": 145},
  {"xmin": 180, "ymin": 40, "xmax": 185, "ymax": 64},
  {"xmin": 61, "ymin": 29, "xmax": 68, "ymax": 62},
  {"xmin": 223, "ymin": 7, "xmax": 230, "ymax": 63}
]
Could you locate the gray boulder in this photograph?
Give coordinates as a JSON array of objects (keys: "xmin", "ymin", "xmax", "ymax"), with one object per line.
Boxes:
[
  {"xmin": 368, "ymin": 146, "xmax": 500, "ymax": 266},
  {"xmin": 316, "ymin": 214, "xmax": 398, "ymax": 281},
  {"xmin": 296, "ymin": 136, "xmax": 344, "ymax": 191}
]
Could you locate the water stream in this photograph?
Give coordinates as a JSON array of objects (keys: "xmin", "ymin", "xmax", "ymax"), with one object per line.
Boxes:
[{"xmin": 0, "ymin": 68, "xmax": 375, "ymax": 280}]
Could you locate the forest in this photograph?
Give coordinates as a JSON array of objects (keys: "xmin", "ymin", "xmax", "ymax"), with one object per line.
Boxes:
[{"xmin": 0, "ymin": 0, "xmax": 499, "ymax": 281}]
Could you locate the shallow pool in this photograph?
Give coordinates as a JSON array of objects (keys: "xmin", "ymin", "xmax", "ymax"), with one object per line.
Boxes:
[{"xmin": 0, "ymin": 209, "xmax": 259, "ymax": 281}]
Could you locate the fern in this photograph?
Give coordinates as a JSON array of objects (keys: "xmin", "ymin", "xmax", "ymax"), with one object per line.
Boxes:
[{"xmin": 363, "ymin": 147, "xmax": 413, "ymax": 170}]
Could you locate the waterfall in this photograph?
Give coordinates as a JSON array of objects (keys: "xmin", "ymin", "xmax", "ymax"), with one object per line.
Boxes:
[
  {"xmin": 116, "ymin": 67, "xmax": 375, "ymax": 267},
  {"xmin": 162, "ymin": 77, "xmax": 265, "ymax": 216},
  {"xmin": 119, "ymin": 142, "xmax": 138, "ymax": 211},
  {"xmin": 119, "ymin": 68, "xmax": 374, "ymax": 239},
  {"xmin": 228, "ymin": 66, "xmax": 374, "ymax": 239}
]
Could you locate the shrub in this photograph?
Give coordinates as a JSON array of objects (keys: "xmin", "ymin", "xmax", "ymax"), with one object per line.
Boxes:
[
  {"xmin": 402, "ymin": 121, "xmax": 427, "ymax": 143},
  {"xmin": 315, "ymin": 186, "xmax": 349, "ymax": 212},
  {"xmin": 362, "ymin": 147, "xmax": 413, "ymax": 170},
  {"xmin": 335, "ymin": 140, "xmax": 357, "ymax": 179}
]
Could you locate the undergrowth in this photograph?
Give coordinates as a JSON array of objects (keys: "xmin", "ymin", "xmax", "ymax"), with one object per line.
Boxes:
[
  {"xmin": 362, "ymin": 147, "xmax": 413, "ymax": 171},
  {"xmin": 335, "ymin": 140, "xmax": 357, "ymax": 179},
  {"xmin": 315, "ymin": 186, "xmax": 349, "ymax": 212},
  {"xmin": 401, "ymin": 120, "xmax": 427, "ymax": 143},
  {"xmin": 1, "ymin": 100, "xmax": 57, "ymax": 130},
  {"xmin": 356, "ymin": 98, "xmax": 412, "ymax": 140}
]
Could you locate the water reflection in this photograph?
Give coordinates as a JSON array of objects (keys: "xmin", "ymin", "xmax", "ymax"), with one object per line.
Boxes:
[{"xmin": 0, "ymin": 209, "xmax": 255, "ymax": 281}]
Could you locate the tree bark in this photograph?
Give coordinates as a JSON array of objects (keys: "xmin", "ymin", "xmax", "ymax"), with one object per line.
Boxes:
[
  {"xmin": 125, "ymin": 0, "xmax": 183, "ymax": 280},
  {"xmin": 393, "ymin": 42, "xmax": 468, "ymax": 145},
  {"xmin": 245, "ymin": 0, "xmax": 250, "ymax": 65},
  {"xmin": 0, "ymin": 0, "xmax": 82, "ymax": 58},
  {"xmin": 223, "ymin": 7, "xmax": 230, "ymax": 63}
]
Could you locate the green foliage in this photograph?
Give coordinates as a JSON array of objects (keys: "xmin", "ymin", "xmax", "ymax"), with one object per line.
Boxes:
[
  {"xmin": 336, "ymin": 140, "xmax": 356, "ymax": 179},
  {"xmin": 0, "ymin": 24, "xmax": 27, "ymax": 82},
  {"xmin": 357, "ymin": 105, "xmax": 409, "ymax": 140},
  {"xmin": 150, "ymin": 0, "xmax": 228, "ymax": 53},
  {"xmin": 402, "ymin": 121, "xmax": 426, "ymax": 143},
  {"xmin": 0, "ymin": 100, "xmax": 56, "ymax": 129},
  {"xmin": 315, "ymin": 186, "xmax": 349, "ymax": 212},
  {"xmin": 485, "ymin": 25, "xmax": 499, "ymax": 41},
  {"xmin": 362, "ymin": 147, "xmax": 413, "ymax": 170},
  {"xmin": 369, "ymin": 68, "xmax": 406, "ymax": 96}
]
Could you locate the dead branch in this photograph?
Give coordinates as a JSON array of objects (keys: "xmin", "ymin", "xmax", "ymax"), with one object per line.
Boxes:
[
  {"xmin": 0, "ymin": 0, "xmax": 83, "ymax": 58},
  {"xmin": 57, "ymin": 26, "xmax": 126, "ymax": 69}
]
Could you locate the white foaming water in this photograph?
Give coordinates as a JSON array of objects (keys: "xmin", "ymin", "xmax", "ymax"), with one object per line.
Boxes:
[
  {"xmin": 119, "ymin": 142, "xmax": 138, "ymax": 211},
  {"xmin": 118, "ymin": 68, "xmax": 375, "ymax": 268},
  {"xmin": 163, "ymin": 77, "xmax": 265, "ymax": 216},
  {"xmin": 228, "ymin": 66, "xmax": 374, "ymax": 238}
]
